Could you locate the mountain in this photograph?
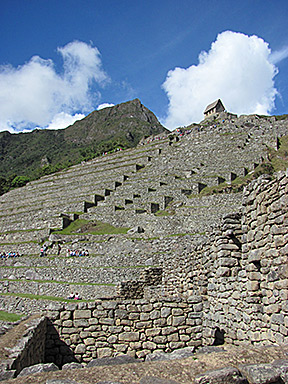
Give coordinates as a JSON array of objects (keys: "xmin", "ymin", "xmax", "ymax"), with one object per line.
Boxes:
[{"xmin": 0, "ymin": 99, "xmax": 168, "ymax": 189}]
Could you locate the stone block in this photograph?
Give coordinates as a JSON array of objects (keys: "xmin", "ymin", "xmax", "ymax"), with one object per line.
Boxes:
[
  {"xmin": 115, "ymin": 309, "xmax": 128, "ymax": 319},
  {"xmin": 169, "ymin": 341, "xmax": 185, "ymax": 350},
  {"xmin": 95, "ymin": 341, "xmax": 109, "ymax": 348},
  {"xmin": 195, "ymin": 366, "xmax": 247, "ymax": 384},
  {"xmin": 75, "ymin": 344, "xmax": 86, "ymax": 354},
  {"xmin": 145, "ymin": 328, "xmax": 161, "ymax": 337},
  {"xmin": 62, "ymin": 327, "xmax": 76, "ymax": 334},
  {"xmin": 62, "ymin": 320, "xmax": 73, "ymax": 327},
  {"xmin": 275, "ymin": 279, "xmax": 288, "ymax": 289},
  {"xmin": 118, "ymin": 331, "xmax": 140, "ymax": 342},
  {"xmin": 161, "ymin": 307, "xmax": 171, "ymax": 317},
  {"xmin": 153, "ymin": 336, "xmax": 167, "ymax": 344},
  {"xmin": 70, "ymin": 334, "xmax": 81, "ymax": 344},
  {"xmin": 142, "ymin": 304, "xmax": 153, "ymax": 312},
  {"xmin": 154, "ymin": 318, "xmax": 167, "ymax": 326},
  {"xmin": 140, "ymin": 312, "xmax": 150, "ymax": 321},
  {"xmin": 271, "ymin": 313, "xmax": 284, "ymax": 325},
  {"xmin": 280, "ymin": 325, "xmax": 288, "ymax": 336},
  {"xmin": 193, "ymin": 303, "xmax": 203, "ymax": 312},
  {"xmin": 99, "ymin": 318, "xmax": 114, "ymax": 325},
  {"xmin": 80, "ymin": 331, "xmax": 91, "ymax": 338},
  {"xmin": 143, "ymin": 341, "xmax": 157, "ymax": 350},
  {"xmin": 150, "ymin": 309, "xmax": 161, "ymax": 319},
  {"xmin": 248, "ymin": 249, "xmax": 262, "ymax": 262},
  {"xmin": 108, "ymin": 326, "xmax": 123, "ymax": 333},
  {"xmin": 73, "ymin": 310, "xmax": 91, "ymax": 319},
  {"xmin": 239, "ymin": 363, "xmax": 280, "ymax": 384},
  {"xmin": 167, "ymin": 333, "xmax": 179, "ymax": 342},
  {"xmin": 275, "ymin": 235, "xmax": 287, "ymax": 248},
  {"xmin": 97, "ymin": 347, "xmax": 114, "ymax": 358},
  {"xmin": 265, "ymin": 304, "xmax": 280, "ymax": 314},
  {"xmin": 216, "ymin": 267, "xmax": 230, "ymax": 277},
  {"xmin": 84, "ymin": 338, "xmax": 95, "ymax": 346},
  {"xmin": 88, "ymin": 318, "xmax": 99, "ymax": 325},
  {"xmin": 101, "ymin": 301, "xmax": 118, "ymax": 309},
  {"xmin": 107, "ymin": 335, "xmax": 118, "ymax": 344},
  {"xmin": 172, "ymin": 316, "xmax": 186, "ymax": 326},
  {"xmin": 127, "ymin": 304, "xmax": 139, "ymax": 312},
  {"xmin": 129, "ymin": 312, "xmax": 140, "ymax": 320},
  {"xmin": 179, "ymin": 334, "xmax": 190, "ymax": 342},
  {"xmin": 246, "ymin": 281, "xmax": 259, "ymax": 291},
  {"xmin": 114, "ymin": 344, "xmax": 128, "ymax": 353},
  {"xmin": 187, "ymin": 295, "xmax": 202, "ymax": 303},
  {"xmin": 73, "ymin": 319, "xmax": 89, "ymax": 327},
  {"xmin": 135, "ymin": 321, "xmax": 152, "ymax": 329},
  {"xmin": 60, "ymin": 311, "xmax": 71, "ymax": 321},
  {"xmin": 172, "ymin": 308, "xmax": 184, "ymax": 316}
]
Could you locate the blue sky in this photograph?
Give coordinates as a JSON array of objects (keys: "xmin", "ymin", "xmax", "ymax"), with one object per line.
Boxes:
[{"xmin": 0, "ymin": 0, "xmax": 288, "ymax": 132}]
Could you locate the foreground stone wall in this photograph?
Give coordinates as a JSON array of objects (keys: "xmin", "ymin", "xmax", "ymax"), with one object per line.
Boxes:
[
  {"xmin": 203, "ymin": 170, "xmax": 288, "ymax": 346},
  {"xmin": 44, "ymin": 296, "xmax": 202, "ymax": 365},
  {"xmin": 0, "ymin": 315, "xmax": 47, "ymax": 380}
]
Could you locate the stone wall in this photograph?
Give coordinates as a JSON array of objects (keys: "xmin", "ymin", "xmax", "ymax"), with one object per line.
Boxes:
[
  {"xmin": 203, "ymin": 170, "xmax": 288, "ymax": 346},
  {"xmin": 0, "ymin": 315, "xmax": 47, "ymax": 380},
  {"xmin": 1, "ymin": 170, "xmax": 288, "ymax": 375},
  {"xmin": 44, "ymin": 296, "xmax": 203, "ymax": 365}
]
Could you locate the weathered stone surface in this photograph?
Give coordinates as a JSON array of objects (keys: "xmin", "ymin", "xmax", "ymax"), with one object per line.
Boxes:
[
  {"xmin": 239, "ymin": 364, "xmax": 280, "ymax": 384},
  {"xmin": 194, "ymin": 367, "xmax": 248, "ymax": 384},
  {"xmin": 62, "ymin": 362, "xmax": 83, "ymax": 370},
  {"xmin": 140, "ymin": 376, "xmax": 181, "ymax": 384},
  {"xmin": 46, "ymin": 380, "xmax": 81, "ymax": 384},
  {"xmin": 87, "ymin": 355, "xmax": 139, "ymax": 367},
  {"xmin": 18, "ymin": 363, "xmax": 59, "ymax": 377}
]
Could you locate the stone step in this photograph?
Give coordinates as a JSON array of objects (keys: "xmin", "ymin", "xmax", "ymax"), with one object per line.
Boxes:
[
  {"xmin": 0, "ymin": 264, "xmax": 148, "ymax": 285},
  {"xmin": 0, "ymin": 228, "xmax": 50, "ymax": 244}
]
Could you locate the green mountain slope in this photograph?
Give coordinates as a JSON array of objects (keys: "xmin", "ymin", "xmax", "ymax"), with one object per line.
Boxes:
[{"xmin": 0, "ymin": 99, "xmax": 168, "ymax": 192}]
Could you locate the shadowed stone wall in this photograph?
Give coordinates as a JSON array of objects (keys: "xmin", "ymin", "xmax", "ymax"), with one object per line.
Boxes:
[
  {"xmin": 0, "ymin": 316, "xmax": 47, "ymax": 380},
  {"xmin": 44, "ymin": 296, "xmax": 203, "ymax": 365}
]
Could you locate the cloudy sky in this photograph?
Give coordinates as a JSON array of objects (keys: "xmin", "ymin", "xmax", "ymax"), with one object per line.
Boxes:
[{"xmin": 1, "ymin": 0, "xmax": 288, "ymax": 132}]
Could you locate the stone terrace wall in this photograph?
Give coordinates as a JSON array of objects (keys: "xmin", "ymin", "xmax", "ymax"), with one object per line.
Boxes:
[
  {"xmin": 44, "ymin": 296, "xmax": 202, "ymax": 365},
  {"xmin": 203, "ymin": 170, "xmax": 288, "ymax": 346},
  {"xmin": 0, "ymin": 315, "xmax": 47, "ymax": 380}
]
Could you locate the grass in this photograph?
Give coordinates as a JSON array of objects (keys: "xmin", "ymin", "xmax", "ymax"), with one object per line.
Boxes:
[
  {"xmin": 0, "ymin": 310, "xmax": 23, "ymax": 322},
  {"xmin": 154, "ymin": 209, "xmax": 175, "ymax": 217},
  {"xmin": 189, "ymin": 160, "xmax": 278, "ymax": 198},
  {"xmin": 275, "ymin": 114, "xmax": 288, "ymax": 121},
  {"xmin": 269, "ymin": 135, "xmax": 288, "ymax": 171},
  {"xmin": 53, "ymin": 219, "xmax": 129, "ymax": 235},
  {"xmin": 0, "ymin": 228, "xmax": 45, "ymax": 235}
]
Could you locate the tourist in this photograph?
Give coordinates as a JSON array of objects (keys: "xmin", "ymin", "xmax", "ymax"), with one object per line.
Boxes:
[{"xmin": 68, "ymin": 292, "xmax": 74, "ymax": 299}]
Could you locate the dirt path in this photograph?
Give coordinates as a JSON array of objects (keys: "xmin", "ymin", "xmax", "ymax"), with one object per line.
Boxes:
[{"xmin": 3, "ymin": 344, "xmax": 288, "ymax": 384}]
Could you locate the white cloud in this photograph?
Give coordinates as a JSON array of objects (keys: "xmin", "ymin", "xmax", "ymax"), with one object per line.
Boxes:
[
  {"xmin": 162, "ymin": 31, "xmax": 278, "ymax": 129},
  {"xmin": 45, "ymin": 112, "xmax": 85, "ymax": 130},
  {"xmin": 270, "ymin": 46, "xmax": 288, "ymax": 64},
  {"xmin": 97, "ymin": 103, "xmax": 115, "ymax": 110},
  {"xmin": 0, "ymin": 41, "xmax": 108, "ymax": 132}
]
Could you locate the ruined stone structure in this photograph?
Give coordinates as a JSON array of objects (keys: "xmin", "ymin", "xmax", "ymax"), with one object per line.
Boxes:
[{"xmin": 0, "ymin": 111, "xmax": 288, "ymax": 379}]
